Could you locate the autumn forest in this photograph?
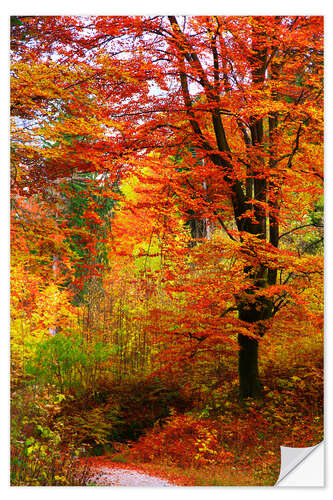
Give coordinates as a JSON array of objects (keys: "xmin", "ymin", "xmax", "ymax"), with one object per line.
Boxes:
[{"xmin": 10, "ymin": 15, "xmax": 323, "ymax": 486}]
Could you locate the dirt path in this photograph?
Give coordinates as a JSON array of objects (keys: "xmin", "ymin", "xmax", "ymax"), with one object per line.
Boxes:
[{"xmin": 88, "ymin": 465, "xmax": 175, "ymax": 486}]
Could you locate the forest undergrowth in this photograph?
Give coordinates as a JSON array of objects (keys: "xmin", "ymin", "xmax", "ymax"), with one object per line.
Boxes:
[{"xmin": 11, "ymin": 292, "xmax": 323, "ymax": 485}]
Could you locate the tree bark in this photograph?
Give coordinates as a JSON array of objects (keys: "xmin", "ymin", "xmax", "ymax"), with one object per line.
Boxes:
[
  {"xmin": 238, "ymin": 332, "xmax": 261, "ymax": 399},
  {"xmin": 237, "ymin": 280, "xmax": 274, "ymax": 398}
]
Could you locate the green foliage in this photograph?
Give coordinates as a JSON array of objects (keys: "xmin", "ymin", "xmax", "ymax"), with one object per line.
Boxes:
[
  {"xmin": 10, "ymin": 16, "xmax": 23, "ymax": 27},
  {"xmin": 306, "ymin": 196, "xmax": 324, "ymax": 254},
  {"xmin": 11, "ymin": 388, "xmax": 91, "ymax": 486},
  {"xmin": 310, "ymin": 196, "xmax": 324, "ymax": 227},
  {"xmin": 25, "ymin": 332, "xmax": 116, "ymax": 395},
  {"xmin": 59, "ymin": 173, "xmax": 119, "ymax": 302}
]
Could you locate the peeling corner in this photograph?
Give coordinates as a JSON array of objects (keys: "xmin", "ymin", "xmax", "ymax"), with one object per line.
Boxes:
[{"xmin": 275, "ymin": 441, "xmax": 324, "ymax": 486}]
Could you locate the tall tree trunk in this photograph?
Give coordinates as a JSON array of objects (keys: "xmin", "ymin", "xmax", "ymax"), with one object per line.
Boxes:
[
  {"xmin": 169, "ymin": 16, "xmax": 275, "ymax": 400},
  {"xmin": 237, "ymin": 295, "xmax": 263, "ymax": 399},
  {"xmin": 238, "ymin": 331, "xmax": 261, "ymax": 399},
  {"xmin": 237, "ymin": 273, "xmax": 274, "ymax": 398},
  {"xmin": 237, "ymin": 287, "xmax": 263, "ymax": 398}
]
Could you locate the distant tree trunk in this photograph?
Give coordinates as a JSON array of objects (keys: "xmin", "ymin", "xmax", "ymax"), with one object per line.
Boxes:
[
  {"xmin": 187, "ymin": 215, "xmax": 207, "ymax": 247},
  {"xmin": 186, "ymin": 182, "xmax": 210, "ymax": 247}
]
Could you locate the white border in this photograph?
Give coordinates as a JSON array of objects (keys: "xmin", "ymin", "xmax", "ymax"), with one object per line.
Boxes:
[{"xmin": 2, "ymin": 1, "xmax": 331, "ymax": 497}]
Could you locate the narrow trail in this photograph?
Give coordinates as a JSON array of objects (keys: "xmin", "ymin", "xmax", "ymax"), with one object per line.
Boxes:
[
  {"xmin": 81, "ymin": 458, "xmax": 177, "ymax": 486},
  {"xmin": 88, "ymin": 465, "xmax": 175, "ymax": 486},
  {"xmin": 91, "ymin": 466, "xmax": 175, "ymax": 486}
]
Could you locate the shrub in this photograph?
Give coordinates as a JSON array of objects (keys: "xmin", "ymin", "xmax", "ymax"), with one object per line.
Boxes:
[
  {"xmin": 25, "ymin": 332, "xmax": 116, "ymax": 395},
  {"xmin": 57, "ymin": 376, "xmax": 191, "ymax": 449},
  {"xmin": 102, "ymin": 377, "xmax": 191, "ymax": 442},
  {"xmin": 10, "ymin": 388, "xmax": 91, "ymax": 486},
  {"xmin": 129, "ymin": 413, "xmax": 233, "ymax": 468},
  {"xmin": 11, "ymin": 435, "xmax": 92, "ymax": 486},
  {"xmin": 59, "ymin": 405, "xmax": 121, "ymax": 449}
]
